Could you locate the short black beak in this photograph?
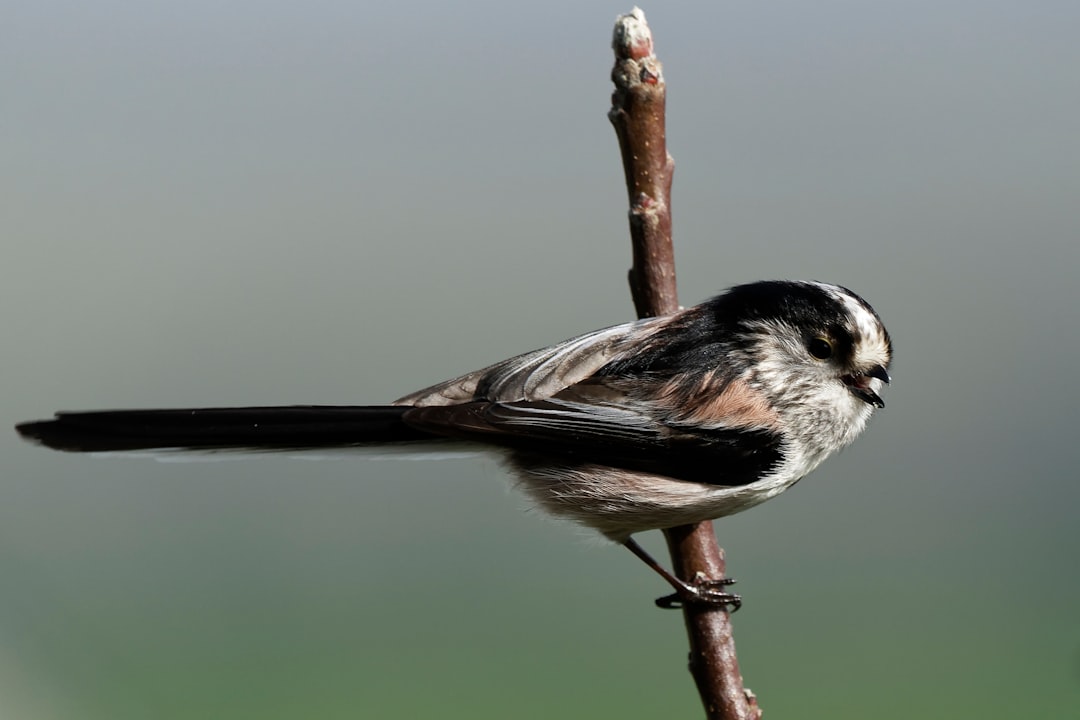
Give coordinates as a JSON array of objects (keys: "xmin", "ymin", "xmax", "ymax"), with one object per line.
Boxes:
[
  {"xmin": 842, "ymin": 364, "xmax": 890, "ymax": 408},
  {"xmin": 866, "ymin": 365, "xmax": 891, "ymax": 385}
]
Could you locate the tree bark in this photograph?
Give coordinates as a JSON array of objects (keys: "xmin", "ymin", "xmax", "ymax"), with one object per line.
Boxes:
[{"xmin": 609, "ymin": 9, "xmax": 761, "ymax": 719}]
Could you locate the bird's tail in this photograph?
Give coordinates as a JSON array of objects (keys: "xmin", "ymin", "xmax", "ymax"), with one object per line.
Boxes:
[{"xmin": 15, "ymin": 406, "xmax": 435, "ymax": 453}]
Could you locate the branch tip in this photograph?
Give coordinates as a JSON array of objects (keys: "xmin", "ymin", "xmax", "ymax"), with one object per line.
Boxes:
[{"xmin": 612, "ymin": 8, "xmax": 654, "ymax": 60}]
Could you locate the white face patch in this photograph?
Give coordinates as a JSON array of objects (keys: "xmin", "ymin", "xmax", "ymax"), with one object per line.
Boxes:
[{"xmin": 810, "ymin": 282, "xmax": 891, "ymax": 370}]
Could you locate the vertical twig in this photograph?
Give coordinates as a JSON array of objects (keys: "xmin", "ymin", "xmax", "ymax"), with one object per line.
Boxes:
[
  {"xmin": 608, "ymin": 8, "xmax": 761, "ymax": 719},
  {"xmin": 608, "ymin": 9, "xmax": 677, "ymax": 319}
]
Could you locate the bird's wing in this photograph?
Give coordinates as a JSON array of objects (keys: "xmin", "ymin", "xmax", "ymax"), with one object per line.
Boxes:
[
  {"xmin": 396, "ymin": 304, "xmax": 782, "ymax": 485},
  {"xmin": 394, "ymin": 316, "xmax": 668, "ymax": 406},
  {"xmin": 403, "ymin": 389, "xmax": 782, "ymax": 487}
]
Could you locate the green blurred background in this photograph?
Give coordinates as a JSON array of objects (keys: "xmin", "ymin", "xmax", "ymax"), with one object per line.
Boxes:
[{"xmin": 4, "ymin": 1, "xmax": 1079, "ymax": 718}]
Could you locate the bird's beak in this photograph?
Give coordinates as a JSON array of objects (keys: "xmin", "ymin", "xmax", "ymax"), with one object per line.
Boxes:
[
  {"xmin": 865, "ymin": 365, "xmax": 891, "ymax": 385},
  {"xmin": 842, "ymin": 364, "xmax": 889, "ymax": 408}
]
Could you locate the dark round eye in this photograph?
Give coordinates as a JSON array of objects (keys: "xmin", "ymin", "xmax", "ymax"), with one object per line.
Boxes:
[{"xmin": 808, "ymin": 337, "xmax": 833, "ymax": 360}]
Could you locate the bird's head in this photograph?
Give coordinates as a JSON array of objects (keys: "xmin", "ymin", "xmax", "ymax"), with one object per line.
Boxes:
[{"xmin": 720, "ymin": 280, "xmax": 892, "ymax": 445}]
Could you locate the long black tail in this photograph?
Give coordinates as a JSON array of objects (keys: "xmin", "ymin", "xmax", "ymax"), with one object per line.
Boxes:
[{"xmin": 15, "ymin": 406, "xmax": 436, "ymax": 453}]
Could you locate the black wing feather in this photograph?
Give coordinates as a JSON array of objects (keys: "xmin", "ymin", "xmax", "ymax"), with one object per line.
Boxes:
[{"xmin": 404, "ymin": 400, "xmax": 781, "ymax": 487}]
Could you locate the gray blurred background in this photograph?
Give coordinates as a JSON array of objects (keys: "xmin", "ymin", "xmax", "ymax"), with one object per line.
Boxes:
[{"xmin": 4, "ymin": 1, "xmax": 1079, "ymax": 718}]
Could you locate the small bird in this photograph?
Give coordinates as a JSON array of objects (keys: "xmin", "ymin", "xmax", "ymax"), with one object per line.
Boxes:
[{"xmin": 16, "ymin": 280, "xmax": 891, "ymax": 609}]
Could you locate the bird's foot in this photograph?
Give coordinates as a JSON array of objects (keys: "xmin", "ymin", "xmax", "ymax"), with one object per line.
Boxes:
[{"xmin": 654, "ymin": 573, "xmax": 741, "ymax": 611}]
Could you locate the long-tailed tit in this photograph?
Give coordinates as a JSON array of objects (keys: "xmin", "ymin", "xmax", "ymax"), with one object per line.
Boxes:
[{"xmin": 17, "ymin": 280, "xmax": 891, "ymax": 608}]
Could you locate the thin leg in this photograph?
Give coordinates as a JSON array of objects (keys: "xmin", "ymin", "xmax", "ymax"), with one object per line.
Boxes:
[{"xmin": 623, "ymin": 537, "xmax": 741, "ymax": 611}]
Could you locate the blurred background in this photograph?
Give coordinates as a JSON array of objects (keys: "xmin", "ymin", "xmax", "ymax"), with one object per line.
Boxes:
[{"xmin": 4, "ymin": 1, "xmax": 1079, "ymax": 718}]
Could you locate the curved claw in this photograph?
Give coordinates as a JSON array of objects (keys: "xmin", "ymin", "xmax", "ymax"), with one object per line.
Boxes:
[{"xmin": 655, "ymin": 577, "xmax": 742, "ymax": 612}]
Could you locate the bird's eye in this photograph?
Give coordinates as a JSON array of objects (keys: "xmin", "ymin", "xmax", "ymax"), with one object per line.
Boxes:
[{"xmin": 808, "ymin": 337, "xmax": 833, "ymax": 360}]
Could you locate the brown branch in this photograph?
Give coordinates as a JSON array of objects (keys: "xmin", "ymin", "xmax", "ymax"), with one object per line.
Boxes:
[
  {"xmin": 608, "ymin": 9, "xmax": 761, "ymax": 719},
  {"xmin": 608, "ymin": 7, "xmax": 677, "ymax": 318}
]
